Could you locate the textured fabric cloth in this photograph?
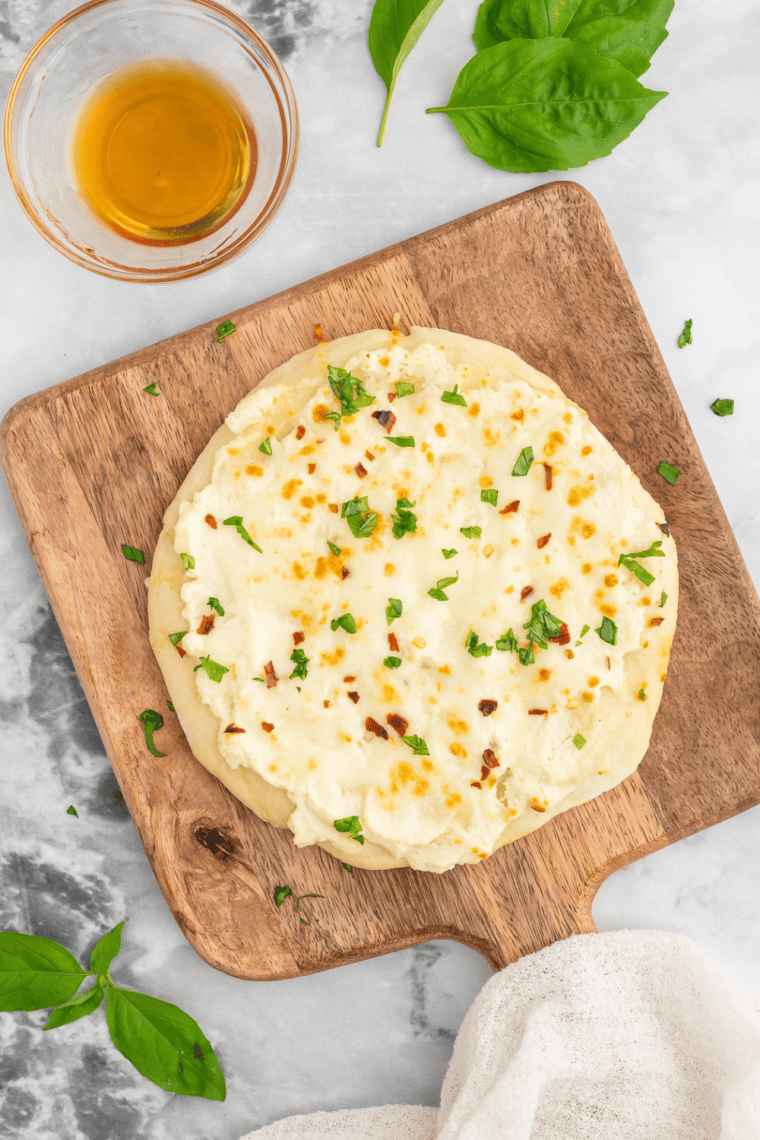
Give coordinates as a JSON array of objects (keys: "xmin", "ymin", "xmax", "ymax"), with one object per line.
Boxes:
[{"xmin": 240, "ymin": 931, "xmax": 760, "ymax": 1140}]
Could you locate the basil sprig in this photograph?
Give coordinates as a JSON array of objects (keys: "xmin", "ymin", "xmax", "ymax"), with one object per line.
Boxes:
[
  {"xmin": 223, "ymin": 516, "xmax": 262, "ymax": 552},
  {"xmin": 342, "ymin": 496, "xmax": 379, "ymax": 539},
  {"xmin": 473, "ymin": 0, "xmax": 673, "ymax": 79},
  {"xmin": 0, "ymin": 925, "xmax": 225, "ymax": 1099},
  {"xmin": 324, "ymin": 366, "xmax": 375, "ymax": 430},
  {"xmin": 138, "ymin": 709, "xmax": 166, "ymax": 758},
  {"xmin": 334, "ymin": 816, "xmax": 365, "ymax": 844},
  {"xmin": 391, "ymin": 498, "xmax": 418, "ymax": 539},
  {"xmin": 369, "ymin": 0, "xmax": 446, "ymax": 145}
]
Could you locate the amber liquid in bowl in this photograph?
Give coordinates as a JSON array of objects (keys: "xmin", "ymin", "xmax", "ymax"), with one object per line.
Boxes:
[{"xmin": 72, "ymin": 60, "xmax": 257, "ymax": 245}]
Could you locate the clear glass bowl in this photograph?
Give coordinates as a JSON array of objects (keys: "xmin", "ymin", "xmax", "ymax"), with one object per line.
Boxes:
[{"xmin": 3, "ymin": 0, "xmax": 299, "ymax": 282}]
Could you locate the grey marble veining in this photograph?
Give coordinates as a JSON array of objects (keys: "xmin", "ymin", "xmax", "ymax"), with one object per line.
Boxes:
[{"xmin": 1, "ymin": 0, "xmax": 759, "ymax": 1137}]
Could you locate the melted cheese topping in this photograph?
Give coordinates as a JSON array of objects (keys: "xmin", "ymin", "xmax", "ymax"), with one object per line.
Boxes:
[{"xmin": 173, "ymin": 342, "xmax": 669, "ymax": 871}]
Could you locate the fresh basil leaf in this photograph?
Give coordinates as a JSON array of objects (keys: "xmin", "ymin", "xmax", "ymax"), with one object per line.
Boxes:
[
  {"xmin": 677, "ymin": 318, "xmax": 692, "ymax": 348},
  {"xmin": 331, "ymin": 614, "xmax": 357, "ymax": 635},
  {"xmin": 391, "ymin": 498, "xmax": 418, "ymax": 540},
  {"xmin": 618, "ymin": 556, "xmax": 655, "ymax": 587},
  {"xmin": 193, "ymin": 656, "xmax": 229, "ymax": 683},
  {"xmin": 274, "ymin": 885, "xmax": 293, "ymax": 907},
  {"xmin": 396, "ymin": 381, "xmax": 415, "ymax": 397},
  {"xmin": 573, "ymin": 733, "xmax": 587, "ymax": 749},
  {"xmin": 334, "ymin": 816, "xmax": 365, "ymax": 844},
  {"xmin": 66, "ymin": 805, "xmax": 78, "ymax": 816},
  {"xmin": 289, "ymin": 648, "xmax": 310, "ymax": 680},
  {"xmin": 386, "ymin": 598, "xmax": 403, "ymax": 625},
  {"xmin": 122, "ymin": 544, "xmax": 145, "ymax": 565},
  {"xmin": 138, "ymin": 709, "xmax": 166, "ymax": 758},
  {"xmin": 143, "ymin": 382, "xmax": 158, "ymax": 396},
  {"xmin": 106, "ymin": 986, "xmax": 225, "ymax": 1100},
  {"xmin": 442, "ymin": 548, "xmax": 458, "ymax": 559},
  {"xmin": 327, "ymin": 542, "xmax": 342, "ymax": 556},
  {"xmin": 401, "ymin": 734, "xmax": 430, "ymax": 755},
  {"xmin": 90, "ymin": 920, "xmax": 125, "ymax": 976},
  {"xmin": 511, "ymin": 446, "xmax": 534, "ymax": 476},
  {"xmin": 216, "ymin": 320, "xmax": 236, "ymax": 342},
  {"xmin": 474, "ymin": 0, "xmax": 673, "ymax": 78},
  {"xmin": 465, "ymin": 630, "xmax": 492, "ymax": 658},
  {"xmin": 208, "ymin": 597, "xmax": 225, "ymax": 617},
  {"xmin": 259, "ymin": 436, "xmax": 273, "ymax": 455},
  {"xmin": 44, "ymin": 980, "xmax": 105, "ymax": 1030},
  {"xmin": 460, "ymin": 526, "xmax": 482, "ymax": 539},
  {"xmin": 481, "ymin": 488, "xmax": 498, "ymax": 506},
  {"xmin": 169, "ymin": 631, "xmax": 187, "ymax": 647},
  {"xmin": 428, "ymin": 39, "xmax": 666, "ymax": 172},
  {"xmin": 596, "ymin": 615, "xmax": 618, "ymax": 645},
  {"xmin": 711, "ymin": 398, "xmax": 734, "ymax": 417},
  {"xmin": 659, "ymin": 592, "xmax": 667, "ymax": 607},
  {"xmin": 180, "ymin": 553, "xmax": 195, "ymax": 572},
  {"xmin": 657, "ymin": 461, "xmax": 680, "ymax": 485},
  {"xmin": 369, "ymin": 0, "xmax": 446, "ymax": 145},
  {"xmin": 384, "ymin": 656, "xmax": 402, "ymax": 669},
  {"xmin": 496, "ymin": 629, "xmax": 518, "ymax": 652},
  {"xmin": 0, "ymin": 932, "xmax": 86, "ymax": 1012},
  {"xmin": 441, "ymin": 383, "xmax": 467, "ymax": 406},
  {"xmin": 223, "ymin": 516, "xmax": 263, "ymax": 552},
  {"xmin": 389, "ymin": 435, "xmax": 415, "ymax": 447},
  {"xmin": 295, "ymin": 894, "xmax": 325, "ymax": 926}
]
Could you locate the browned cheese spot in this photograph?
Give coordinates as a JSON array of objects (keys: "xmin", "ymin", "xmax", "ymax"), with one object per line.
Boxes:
[
  {"xmin": 479, "ymin": 476, "xmax": 493, "ymax": 488},
  {"xmin": 365, "ymin": 450, "xmax": 375, "ymax": 462},
  {"xmin": 544, "ymin": 431, "xmax": 565, "ymax": 457},
  {"xmin": 282, "ymin": 478, "xmax": 303, "ymax": 500},
  {"xmin": 550, "ymin": 579, "xmax": 568, "ymax": 598},
  {"xmin": 293, "ymin": 562, "xmax": 306, "ymax": 581},
  {"xmin": 313, "ymin": 403, "xmax": 328, "ymax": 422},
  {"xmin": 582, "ymin": 692, "xmax": 594, "ymax": 703},
  {"xmin": 328, "ymin": 503, "xmax": 339, "ymax": 514},
  {"xmin": 510, "ymin": 409, "xmax": 524, "ymax": 421},
  {"xmin": 588, "ymin": 676, "xmax": 600, "ymax": 687},
  {"xmin": 582, "ymin": 563, "xmax": 592, "ymax": 575},
  {"xmin": 383, "ymin": 683, "xmax": 398, "ymax": 703},
  {"xmin": 468, "ymin": 402, "xmax": 480, "ymax": 418},
  {"xmin": 530, "ymin": 797, "xmax": 548, "ymax": 812},
  {"xmin": 649, "ymin": 616, "xmax": 665, "ymax": 626},
  {"xmin": 565, "ymin": 649, "xmax": 574, "ymax": 659},
  {"xmin": 320, "ymin": 647, "xmax": 345, "ymax": 666},
  {"xmin": 300, "ymin": 496, "xmax": 314, "ymax": 509},
  {"xmin": 539, "ymin": 669, "xmax": 551, "ymax": 681},
  {"xmin": 581, "ymin": 445, "xmax": 593, "ymax": 456},
  {"xmin": 434, "ymin": 422, "xmax": 446, "ymax": 437},
  {"xmin": 599, "ymin": 604, "xmax": 617, "ymax": 618},
  {"xmin": 385, "ymin": 563, "xmax": 395, "ymax": 577},
  {"xmin": 605, "ymin": 573, "xmax": 619, "ymax": 588},
  {"xmin": 245, "ymin": 464, "xmax": 263, "ymax": 477}
]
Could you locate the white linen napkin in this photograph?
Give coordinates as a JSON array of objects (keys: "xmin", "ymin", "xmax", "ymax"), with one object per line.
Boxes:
[{"xmin": 240, "ymin": 930, "xmax": 760, "ymax": 1140}]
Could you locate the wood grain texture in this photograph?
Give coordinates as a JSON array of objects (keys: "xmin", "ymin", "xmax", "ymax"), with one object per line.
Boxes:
[{"xmin": 3, "ymin": 182, "xmax": 759, "ymax": 978}]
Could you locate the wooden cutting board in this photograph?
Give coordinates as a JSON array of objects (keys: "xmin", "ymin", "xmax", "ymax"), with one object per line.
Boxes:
[{"xmin": 3, "ymin": 181, "xmax": 760, "ymax": 979}]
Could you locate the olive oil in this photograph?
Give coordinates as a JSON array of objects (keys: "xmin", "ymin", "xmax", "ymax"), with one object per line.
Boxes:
[{"xmin": 73, "ymin": 60, "xmax": 256, "ymax": 244}]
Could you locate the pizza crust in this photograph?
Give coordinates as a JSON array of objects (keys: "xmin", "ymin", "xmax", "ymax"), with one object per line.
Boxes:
[{"xmin": 148, "ymin": 327, "xmax": 677, "ymax": 871}]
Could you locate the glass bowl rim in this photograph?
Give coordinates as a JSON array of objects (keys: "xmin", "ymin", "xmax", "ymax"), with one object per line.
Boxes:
[{"xmin": 3, "ymin": 0, "xmax": 300, "ymax": 282}]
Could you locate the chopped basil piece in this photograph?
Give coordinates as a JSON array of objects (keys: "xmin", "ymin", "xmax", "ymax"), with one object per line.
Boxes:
[
  {"xmin": 428, "ymin": 572, "xmax": 459, "ymax": 601},
  {"xmin": 193, "ymin": 656, "xmax": 229, "ymax": 683},
  {"xmin": 638, "ymin": 688, "xmax": 647, "ymax": 701},
  {"xmin": 168, "ymin": 631, "xmax": 187, "ymax": 647},
  {"xmin": 295, "ymin": 893, "xmax": 325, "ymax": 926},
  {"xmin": 324, "ymin": 365, "xmax": 375, "ymax": 430},
  {"xmin": 331, "ymin": 613, "xmax": 357, "ymax": 635},
  {"xmin": 67, "ymin": 805, "xmax": 78, "ymax": 816},
  {"xmin": 677, "ymin": 318, "xmax": 692, "ymax": 348},
  {"xmin": 460, "ymin": 526, "xmax": 482, "ymax": 539},
  {"xmin": 465, "ymin": 630, "xmax": 492, "ymax": 658},
  {"xmin": 166, "ymin": 701, "xmax": 175, "ymax": 712},
  {"xmin": 384, "ymin": 656, "xmax": 402, "ymax": 669},
  {"xmin": 441, "ymin": 383, "xmax": 467, "ymax": 406},
  {"xmin": 575, "ymin": 623, "xmax": 591, "ymax": 646},
  {"xmin": 401, "ymin": 734, "xmax": 429, "ymax": 755},
  {"xmin": 289, "ymin": 648, "xmax": 310, "ymax": 680},
  {"xmin": 659, "ymin": 592, "xmax": 667, "ymax": 607},
  {"xmin": 334, "ymin": 816, "xmax": 364, "ymax": 844},
  {"xmin": 396, "ymin": 381, "xmax": 415, "ymax": 397},
  {"xmin": 223, "ymin": 516, "xmax": 263, "ymax": 552},
  {"xmin": 711, "ymin": 398, "xmax": 734, "ymax": 417},
  {"xmin": 388, "ymin": 436, "xmax": 415, "ymax": 447},
  {"xmin": 259, "ymin": 436, "xmax": 273, "ymax": 455},
  {"xmin": 143, "ymin": 382, "xmax": 158, "ymax": 396},
  {"xmin": 342, "ymin": 496, "xmax": 378, "ymax": 539},
  {"xmin": 626, "ymin": 540, "xmax": 665, "ymax": 560},
  {"xmin": 253, "ymin": 677, "xmax": 265, "ymax": 682},
  {"xmin": 216, "ymin": 319, "xmax": 236, "ymax": 342},
  {"xmin": 208, "ymin": 597, "xmax": 225, "ymax": 617},
  {"xmin": 518, "ymin": 643, "xmax": 535, "ymax": 666},
  {"xmin": 511, "ymin": 446, "xmax": 534, "ymax": 477},
  {"xmin": 596, "ymin": 616, "xmax": 618, "ymax": 646},
  {"xmin": 327, "ymin": 542, "xmax": 342, "ymax": 557},
  {"xmin": 180, "ymin": 552, "xmax": 195, "ymax": 572},
  {"xmin": 342, "ymin": 863, "xmax": 353, "ymax": 872},
  {"xmin": 496, "ymin": 629, "xmax": 518, "ymax": 652},
  {"xmin": 138, "ymin": 709, "xmax": 166, "ymax": 758},
  {"xmin": 618, "ymin": 557, "xmax": 655, "ymax": 587},
  {"xmin": 573, "ymin": 734, "xmax": 586, "ymax": 750},
  {"xmin": 391, "ymin": 498, "xmax": 418, "ymax": 540},
  {"xmin": 442, "ymin": 548, "xmax": 458, "ymax": 559},
  {"xmin": 386, "ymin": 598, "xmax": 403, "ymax": 626},
  {"xmin": 274, "ymin": 885, "xmax": 292, "ymax": 907},
  {"xmin": 657, "ymin": 461, "xmax": 680, "ymax": 485},
  {"xmin": 122, "ymin": 544, "xmax": 145, "ymax": 565},
  {"xmin": 523, "ymin": 599, "xmax": 564, "ymax": 649},
  {"xmin": 480, "ymin": 488, "xmax": 498, "ymax": 506}
]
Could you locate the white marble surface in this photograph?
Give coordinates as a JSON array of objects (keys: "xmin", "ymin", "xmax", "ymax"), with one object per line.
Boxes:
[{"xmin": 1, "ymin": 1, "xmax": 759, "ymax": 1137}]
